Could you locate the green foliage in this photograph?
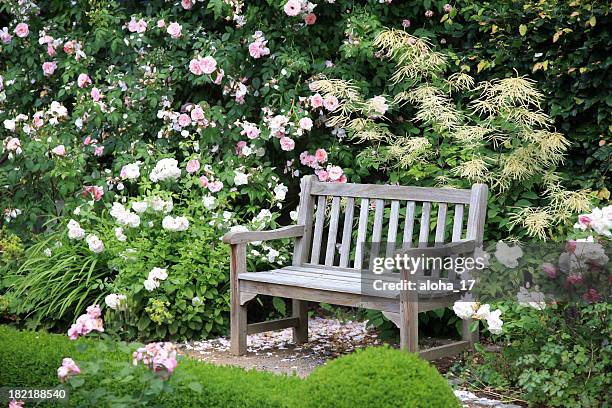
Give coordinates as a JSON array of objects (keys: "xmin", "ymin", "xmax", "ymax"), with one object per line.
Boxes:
[
  {"xmin": 458, "ymin": 302, "xmax": 612, "ymax": 407},
  {"xmin": 3, "ymin": 232, "xmax": 110, "ymax": 330},
  {"xmin": 298, "ymin": 346, "xmax": 460, "ymax": 408},
  {"xmin": 0, "ymin": 227, "xmax": 24, "ymax": 270}
]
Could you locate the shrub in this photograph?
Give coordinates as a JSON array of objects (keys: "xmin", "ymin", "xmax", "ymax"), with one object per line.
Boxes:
[{"xmin": 298, "ymin": 346, "xmax": 460, "ymax": 408}]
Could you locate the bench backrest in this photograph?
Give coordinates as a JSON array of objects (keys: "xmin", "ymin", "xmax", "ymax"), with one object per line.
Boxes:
[{"xmin": 292, "ymin": 176, "xmax": 488, "ymax": 273}]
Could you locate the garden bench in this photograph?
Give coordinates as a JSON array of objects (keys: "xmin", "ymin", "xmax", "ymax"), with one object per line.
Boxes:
[{"xmin": 222, "ymin": 176, "xmax": 488, "ymax": 359}]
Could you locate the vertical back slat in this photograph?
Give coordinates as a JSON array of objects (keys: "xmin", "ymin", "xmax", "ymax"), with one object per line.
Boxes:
[
  {"xmin": 324, "ymin": 197, "xmax": 341, "ymax": 266},
  {"xmin": 293, "ymin": 176, "xmax": 316, "ymax": 265},
  {"xmin": 418, "ymin": 202, "xmax": 431, "ymax": 248},
  {"xmin": 451, "ymin": 204, "xmax": 464, "ymax": 242},
  {"xmin": 434, "ymin": 203, "xmax": 448, "ymax": 244},
  {"xmin": 310, "ymin": 195, "xmax": 327, "ymax": 264},
  {"xmin": 354, "ymin": 198, "xmax": 369, "ymax": 270},
  {"xmin": 339, "ymin": 197, "xmax": 355, "ymax": 268},
  {"xmin": 402, "ymin": 201, "xmax": 416, "ymax": 248},
  {"xmin": 385, "ymin": 200, "xmax": 401, "ymax": 260},
  {"xmin": 369, "ymin": 199, "xmax": 385, "ymax": 270},
  {"xmin": 466, "ymin": 184, "xmax": 489, "ymax": 243}
]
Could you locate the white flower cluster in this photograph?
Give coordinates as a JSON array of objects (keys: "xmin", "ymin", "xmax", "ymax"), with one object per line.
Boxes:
[
  {"xmin": 273, "ymin": 183, "xmax": 288, "ymax": 201},
  {"xmin": 105, "ymin": 293, "xmax": 127, "ymax": 310},
  {"xmin": 144, "ymin": 267, "xmax": 168, "ymax": 291},
  {"xmin": 110, "ymin": 202, "xmax": 140, "ymax": 228},
  {"xmin": 162, "ymin": 215, "xmax": 189, "ymax": 231},
  {"xmin": 149, "ymin": 196, "xmax": 173, "ymax": 213},
  {"xmin": 67, "ymin": 219, "xmax": 85, "ymax": 240},
  {"xmin": 574, "ymin": 205, "xmax": 612, "ymax": 237},
  {"xmin": 85, "ymin": 234, "xmax": 104, "ymax": 253},
  {"xmin": 453, "ymin": 297, "xmax": 503, "ymax": 335},
  {"xmin": 149, "ymin": 158, "xmax": 181, "ymax": 182}
]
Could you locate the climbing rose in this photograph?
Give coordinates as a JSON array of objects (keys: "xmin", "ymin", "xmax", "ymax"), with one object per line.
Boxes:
[
  {"xmin": 283, "ymin": 0, "xmax": 301, "ymax": 16},
  {"xmin": 304, "ymin": 13, "xmax": 316, "ymax": 25},
  {"xmin": 57, "ymin": 358, "xmax": 81, "ymax": 382},
  {"xmin": 181, "ymin": 0, "xmax": 193, "ymax": 9},
  {"xmin": 91, "ymin": 87, "xmax": 103, "ymax": 102},
  {"xmin": 299, "ymin": 117, "xmax": 313, "ymax": 131},
  {"xmin": 51, "ymin": 145, "xmax": 66, "ymax": 156},
  {"xmin": 199, "ymin": 56, "xmax": 217, "ymax": 74},
  {"xmin": 310, "ymin": 93, "xmax": 323, "ymax": 108},
  {"xmin": 14, "ymin": 23, "xmax": 29, "ymax": 38},
  {"xmin": 42, "ymin": 61, "xmax": 57, "ymax": 76},
  {"xmin": 77, "ymin": 73, "xmax": 91, "ymax": 88},
  {"xmin": 279, "ymin": 136, "xmax": 295, "ymax": 151},
  {"xmin": 315, "ymin": 148, "xmax": 328, "ymax": 163},
  {"xmin": 166, "ymin": 22, "xmax": 182, "ymax": 38},
  {"xmin": 186, "ymin": 159, "xmax": 200, "ymax": 174},
  {"xmin": 323, "ymin": 95, "xmax": 339, "ymax": 111}
]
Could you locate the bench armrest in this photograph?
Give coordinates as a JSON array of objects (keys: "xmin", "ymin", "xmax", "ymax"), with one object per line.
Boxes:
[
  {"xmin": 222, "ymin": 225, "xmax": 305, "ymax": 245},
  {"xmin": 394, "ymin": 239, "xmax": 476, "ymax": 259}
]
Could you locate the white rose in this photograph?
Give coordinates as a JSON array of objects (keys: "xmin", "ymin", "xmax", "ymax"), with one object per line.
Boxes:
[
  {"xmin": 485, "ymin": 309, "xmax": 503, "ymax": 335},
  {"xmin": 120, "ymin": 162, "xmax": 140, "ymax": 180},
  {"xmin": 3, "ymin": 119, "xmax": 16, "ymax": 131},
  {"xmin": 149, "ymin": 158, "xmax": 181, "ymax": 182},
  {"xmin": 202, "ymin": 195, "xmax": 217, "ymax": 210},
  {"xmin": 234, "ymin": 171, "xmax": 248, "ymax": 186},
  {"xmin": 105, "ymin": 293, "xmax": 127, "ymax": 310},
  {"xmin": 131, "ymin": 201, "xmax": 148, "ymax": 213},
  {"xmin": 114, "ymin": 227, "xmax": 127, "ymax": 242},
  {"xmin": 144, "ymin": 279, "xmax": 159, "ymax": 292},
  {"xmin": 273, "ymin": 184, "xmax": 288, "ymax": 201},
  {"xmin": 148, "ymin": 267, "xmax": 168, "ymax": 281},
  {"xmin": 86, "ymin": 234, "xmax": 105, "ymax": 253}
]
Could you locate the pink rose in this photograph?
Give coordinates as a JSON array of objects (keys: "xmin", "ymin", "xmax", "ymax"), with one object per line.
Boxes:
[
  {"xmin": 190, "ymin": 105, "xmax": 205, "ymax": 121},
  {"xmin": 327, "ymin": 165, "xmax": 343, "ymax": 181},
  {"xmin": 444, "ymin": 4, "xmax": 453, "ymax": 13},
  {"xmin": 189, "ymin": 58, "xmax": 204, "ymax": 75},
  {"xmin": 299, "ymin": 117, "xmax": 313, "ymax": 131},
  {"xmin": 178, "ymin": 113, "xmax": 191, "ymax": 127},
  {"xmin": 235, "ymin": 140, "xmax": 247, "ymax": 155},
  {"xmin": 337, "ymin": 174, "xmax": 348, "ymax": 183},
  {"xmin": 91, "ymin": 87, "xmax": 102, "ymax": 102},
  {"xmin": 47, "ymin": 43, "xmax": 56, "ymax": 56},
  {"xmin": 186, "ymin": 159, "xmax": 200, "ymax": 174},
  {"xmin": 541, "ymin": 262, "xmax": 557, "ymax": 279},
  {"xmin": 167, "ymin": 22, "xmax": 182, "ymax": 38},
  {"xmin": 51, "ymin": 145, "xmax": 66, "ymax": 156},
  {"xmin": 323, "ymin": 95, "xmax": 339, "ymax": 111},
  {"xmin": 63, "ymin": 40, "xmax": 75, "ymax": 54},
  {"xmin": 77, "ymin": 73, "xmax": 91, "ymax": 88},
  {"xmin": 0, "ymin": 27, "xmax": 12, "ymax": 43},
  {"xmin": 94, "ymin": 146, "xmax": 104, "ymax": 156},
  {"xmin": 208, "ymin": 180, "xmax": 223, "ymax": 193},
  {"xmin": 82, "ymin": 185, "xmax": 104, "ymax": 201},
  {"xmin": 283, "ymin": 0, "xmax": 301, "ymax": 17},
  {"xmin": 14, "ymin": 23, "xmax": 29, "ymax": 38},
  {"xmin": 33, "ymin": 113, "xmax": 44, "ymax": 128},
  {"xmin": 83, "ymin": 136, "xmax": 92, "ymax": 146},
  {"xmin": 279, "ymin": 136, "xmax": 295, "ymax": 151},
  {"xmin": 157, "ymin": 20, "xmax": 165, "ymax": 28},
  {"xmin": 181, "ymin": 0, "xmax": 193, "ymax": 9},
  {"xmin": 316, "ymin": 169, "xmax": 329, "ymax": 182},
  {"xmin": 315, "ymin": 148, "xmax": 328, "ymax": 163},
  {"xmin": 310, "ymin": 93, "xmax": 323, "ymax": 108},
  {"xmin": 304, "ymin": 13, "xmax": 317, "ymax": 25},
  {"xmin": 425, "ymin": 10, "xmax": 434, "ymax": 18},
  {"xmin": 582, "ymin": 288, "xmax": 600, "ymax": 303},
  {"xmin": 578, "ymin": 214, "xmax": 592, "ymax": 226},
  {"xmin": 566, "ymin": 274, "xmax": 584, "ymax": 286},
  {"xmin": 42, "ymin": 61, "xmax": 57, "ymax": 77},
  {"xmin": 199, "ymin": 56, "xmax": 217, "ymax": 74},
  {"xmin": 214, "ymin": 68, "xmax": 224, "ymax": 84},
  {"xmin": 402, "ymin": 19, "xmax": 411, "ymax": 28},
  {"xmin": 199, "ymin": 175, "xmax": 209, "ymax": 187}
]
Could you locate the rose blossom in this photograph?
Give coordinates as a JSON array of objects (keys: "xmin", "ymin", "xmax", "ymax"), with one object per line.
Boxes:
[
  {"xmin": 15, "ymin": 23, "xmax": 29, "ymax": 38},
  {"xmin": 542, "ymin": 262, "xmax": 557, "ymax": 279},
  {"xmin": 582, "ymin": 288, "xmax": 601, "ymax": 303},
  {"xmin": 327, "ymin": 165, "xmax": 343, "ymax": 181},
  {"xmin": 42, "ymin": 61, "xmax": 57, "ymax": 76},
  {"xmin": 299, "ymin": 117, "xmax": 313, "ymax": 131},
  {"xmin": 189, "ymin": 58, "xmax": 204, "ymax": 75},
  {"xmin": 157, "ymin": 19, "xmax": 165, "ymax": 28},
  {"xmin": 0, "ymin": 27, "xmax": 12, "ymax": 43},
  {"xmin": 316, "ymin": 169, "xmax": 329, "ymax": 182},
  {"xmin": 181, "ymin": 0, "xmax": 193, "ymax": 9},
  {"xmin": 91, "ymin": 87, "xmax": 103, "ymax": 102},
  {"xmin": 304, "ymin": 13, "xmax": 317, "ymax": 25},
  {"xmin": 280, "ymin": 136, "xmax": 295, "ymax": 151},
  {"xmin": 186, "ymin": 159, "xmax": 200, "ymax": 174},
  {"xmin": 323, "ymin": 95, "xmax": 339, "ymax": 111},
  {"xmin": 190, "ymin": 105, "xmax": 205, "ymax": 121},
  {"xmin": 166, "ymin": 22, "xmax": 182, "ymax": 38},
  {"xmin": 402, "ymin": 19, "xmax": 411, "ymax": 28},
  {"xmin": 94, "ymin": 146, "xmax": 104, "ymax": 156},
  {"xmin": 52, "ymin": 145, "xmax": 66, "ymax": 156},
  {"xmin": 198, "ymin": 175, "xmax": 209, "ymax": 187},
  {"xmin": 208, "ymin": 180, "xmax": 223, "ymax": 193},
  {"xmin": 444, "ymin": 3, "xmax": 453, "ymax": 13},
  {"xmin": 77, "ymin": 73, "xmax": 91, "ymax": 88},
  {"xmin": 199, "ymin": 56, "xmax": 217, "ymax": 74},
  {"xmin": 315, "ymin": 148, "xmax": 328, "ymax": 163},
  {"xmin": 283, "ymin": 0, "xmax": 301, "ymax": 16},
  {"xmin": 425, "ymin": 10, "xmax": 434, "ymax": 18},
  {"xmin": 178, "ymin": 113, "xmax": 191, "ymax": 127}
]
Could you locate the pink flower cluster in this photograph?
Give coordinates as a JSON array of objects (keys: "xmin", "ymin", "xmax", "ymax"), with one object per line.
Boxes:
[
  {"xmin": 240, "ymin": 121, "xmax": 260, "ymax": 139},
  {"xmin": 82, "ymin": 185, "xmax": 104, "ymax": 201},
  {"xmin": 133, "ymin": 342, "xmax": 178, "ymax": 378},
  {"xmin": 42, "ymin": 61, "xmax": 57, "ymax": 77},
  {"xmin": 57, "ymin": 358, "xmax": 81, "ymax": 382},
  {"xmin": 300, "ymin": 149, "xmax": 347, "ymax": 183},
  {"xmin": 8, "ymin": 399, "xmax": 25, "ymax": 408},
  {"xmin": 67, "ymin": 304, "xmax": 104, "ymax": 340},
  {"xmin": 189, "ymin": 56, "xmax": 218, "ymax": 76},
  {"xmin": 127, "ymin": 17, "xmax": 148, "ymax": 33},
  {"xmin": 309, "ymin": 93, "xmax": 339, "ymax": 111},
  {"xmin": 83, "ymin": 135, "xmax": 105, "ymax": 157},
  {"xmin": 283, "ymin": 0, "xmax": 317, "ymax": 25},
  {"xmin": 198, "ymin": 175, "xmax": 223, "ymax": 193},
  {"xmin": 186, "ymin": 158, "xmax": 200, "ymax": 174},
  {"xmin": 248, "ymin": 31, "xmax": 270, "ymax": 59}
]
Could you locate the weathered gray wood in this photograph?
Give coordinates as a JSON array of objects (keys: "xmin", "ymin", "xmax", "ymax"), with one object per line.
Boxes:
[
  {"xmin": 230, "ymin": 243, "xmax": 247, "ymax": 355},
  {"xmin": 369, "ymin": 199, "xmax": 385, "ymax": 270},
  {"xmin": 452, "ymin": 204, "xmax": 464, "ymax": 242},
  {"xmin": 354, "ymin": 198, "xmax": 369, "ymax": 270},
  {"xmin": 240, "ymin": 292, "xmax": 257, "ymax": 305},
  {"xmin": 402, "ymin": 201, "xmax": 416, "ymax": 248},
  {"xmin": 434, "ymin": 203, "xmax": 448, "ymax": 244},
  {"xmin": 311, "ymin": 182, "xmax": 472, "ymax": 204},
  {"xmin": 223, "ymin": 225, "xmax": 305, "ymax": 244},
  {"xmin": 310, "ymin": 195, "xmax": 327, "ymax": 264},
  {"xmin": 395, "ymin": 239, "xmax": 476, "ymax": 258},
  {"xmin": 466, "ymin": 184, "xmax": 488, "ymax": 244},
  {"xmin": 339, "ymin": 197, "xmax": 355, "ymax": 268},
  {"xmin": 293, "ymin": 176, "xmax": 316, "ymax": 265},
  {"xmin": 324, "ymin": 196, "xmax": 341, "ymax": 266},
  {"xmin": 292, "ymin": 299, "xmax": 308, "ymax": 343},
  {"xmin": 419, "ymin": 340, "xmax": 470, "ymax": 360},
  {"xmin": 400, "ymin": 265, "xmax": 419, "ymax": 352},
  {"xmin": 418, "ymin": 202, "xmax": 431, "ymax": 248},
  {"xmin": 385, "ymin": 200, "xmax": 400, "ymax": 260},
  {"xmin": 247, "ymin": 317, "xmax": 300, "ymax": 335}
]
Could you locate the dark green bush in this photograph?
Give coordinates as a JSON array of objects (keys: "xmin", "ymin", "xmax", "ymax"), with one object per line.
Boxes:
[{"xmin": 298, "ymin": 346, "xmax": 460, "ymax": 408}]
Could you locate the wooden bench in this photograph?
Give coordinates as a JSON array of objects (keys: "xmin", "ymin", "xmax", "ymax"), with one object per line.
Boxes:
[{"xmin": 222, "ymin": 176, "xmax": 488, "ymax": 359}]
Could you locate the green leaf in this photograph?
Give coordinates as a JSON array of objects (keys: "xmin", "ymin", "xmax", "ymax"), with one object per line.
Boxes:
[
  {"xmin": 519, "ymin": 24, "xmax": 527, "ymax": 36},
  {"xmin": 188, "ymin": 382, "xmax": 203, "ymax": 393},
  {"xmin": 272, "ymin": 297, "xmax": 286, "ymax": 316}
]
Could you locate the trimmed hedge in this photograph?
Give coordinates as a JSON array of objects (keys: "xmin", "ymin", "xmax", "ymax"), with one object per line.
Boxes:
[
  {"xmin": 0, "ymin": 326, "xmax": 459, "ymax": 407},
  {"xmin": 298, "ymin": 346, "xmax": 460, "ymax": 408}
]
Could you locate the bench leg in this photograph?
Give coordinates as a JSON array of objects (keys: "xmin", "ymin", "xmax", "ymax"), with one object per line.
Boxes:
[
  {"xmin": 462, "ymin": 317, "xmax": 479, "ymax": 346},
  {"xmin": 230, "ymin": 243, "xmax": 247, "ymax": 356},
  {"xmin": 399, "ymin": 298, "xmax": 418, "ymax": 353},
  {"xmin": 292, "ymin": 299, "xmax": 308, "ymax": 344}
]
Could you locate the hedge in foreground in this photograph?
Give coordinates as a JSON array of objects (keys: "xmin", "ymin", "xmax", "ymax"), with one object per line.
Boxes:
[
  {"xmin": 0, "ymin": 326, "xmax": 459, "ymax": 407},
  {"xmin": 298, "ymin": 346, "xmax": 460, "ymax": 408}
]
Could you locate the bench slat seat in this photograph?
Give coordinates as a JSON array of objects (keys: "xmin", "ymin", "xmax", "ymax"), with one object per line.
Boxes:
[{"xmin": 223, "ymin": 176, "xmax": 488, "ymax": 360}]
